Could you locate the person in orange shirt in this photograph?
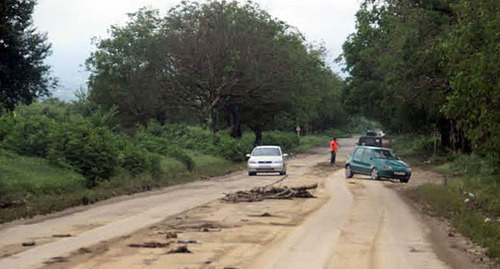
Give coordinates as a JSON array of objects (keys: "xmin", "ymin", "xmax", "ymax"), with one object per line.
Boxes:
[{"xmin": 330, "ymin": 137, "xmax": 338, "ymax": 165}]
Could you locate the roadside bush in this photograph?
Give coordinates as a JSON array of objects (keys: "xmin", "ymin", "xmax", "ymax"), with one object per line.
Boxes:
[
  {"xmin": 14, "ymin": 99, "xmax": 70, "ymax": 121},
  {"xmin": 0, "ymin": 114, "xmax": 15, "ymax": 142},
  {"xmin": 117, "ymin": 143, "xmax": 150, "ymax": 176},
  {"xmin": 133, "ymin": 127, "xmax": 169, "ymax": 154},
  {"xmin": 133, "ymin": 128, "xmax": 195, "ymax": 171},
  {"xmin": 212, "ymin": 132, "xmax": 254, "ymax": 161},
  {"xmin": 391, "ymin": 134, "xmax": 436, "ymax": 157},
  {"xmin": 149, "ymin": 154, "xmax": 163, "ymax": 178},
  {"xmin": 262, "ymin": 131, "xmax": 300, "ymax": 152},
  {"xmin": 165, "ymin": 146, "xmax": 195, "ymax": 171},
  {"xmin": 1, "ymin": 114, "xmax": 55, "ymax": 157},
  {"xmin": 140, "ymin": 122, "xmax": 317, "ymax": 161},
  {"xmin": 143, "ymin": 123, "xmax": 254, "ymax": 161},
  {"xmin": 450, "ymin": 155, "xmax": 497, "ymax": 176},
  {"xmin": 112, "ymin": 134, "xmax": 151, "ymax": 176},
  {"xmin": 449, "ymin": 154, "xmax": 499, "ymax": 185},
  {"xmin": 47, "ymin": 122, "xmax": 118, "ymax": 187},
  {"xmin": 165, "ymin": 125, "xmax": 218, "ymax": 154}
]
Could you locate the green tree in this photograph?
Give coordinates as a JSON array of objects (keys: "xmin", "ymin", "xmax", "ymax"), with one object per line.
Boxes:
[
  {"xmin": 87, "ymin": 1, "xmax": 347, "ymax": 144},
  {"xmin": 0, "ymin": 0, "xmax": 55, "ymax": 110},
  {"xmin": 163, "ymin": 1, "xmax": 300, "ymax": 136},
  {"xmin": 441, "ymin": 0, "xmax": 500, "ymax": 156},
  {"xmin": 341, "ymin": 0, "xmax": 458, "ymax": 144},
  {"xmin": 341, "ymin": 0, "xmax": 499, "ymax": 157},
  {"xmin": 86, "ymin": 9, "xmax": 179, "ymax": 127}
]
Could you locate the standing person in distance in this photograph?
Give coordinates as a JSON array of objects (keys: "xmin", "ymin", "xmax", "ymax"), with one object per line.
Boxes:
[{"xmin": 330, "ymin": 137, "xmax": 338, "ymax": 165}]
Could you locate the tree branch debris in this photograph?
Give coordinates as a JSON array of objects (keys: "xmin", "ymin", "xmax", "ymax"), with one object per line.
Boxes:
[{"xmin": 221, "ymin": 183, "xmax": 317, "ymax": 203}]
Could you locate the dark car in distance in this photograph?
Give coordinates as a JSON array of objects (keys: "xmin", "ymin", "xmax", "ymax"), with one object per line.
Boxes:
[
  {"xmin": 345, "ymin": 146, "xmax": 411, "ymax": 183},
  {"xmin": 357, "ymin": 136, "xmax": 383, "ymax": 147}
]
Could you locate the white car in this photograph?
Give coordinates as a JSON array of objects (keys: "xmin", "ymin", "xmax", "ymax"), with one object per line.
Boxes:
[{"xmin": 246, "ymin": 146, "xmax": 288, "ymax": 176}]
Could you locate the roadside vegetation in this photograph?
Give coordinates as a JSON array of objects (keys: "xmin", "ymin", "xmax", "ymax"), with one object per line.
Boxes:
[
  {"xmin": 0, "ymin": 98, "xmax": 348, "ymax": 223},
  {"xmin": 392, "ymin": 135, "xmax": 500, "ymax": 260},
  {"xmin": 342, "ymin": 0, "xmax": 499, "ymax": 261},
  {"xmin": 0, "ymin": 1, "xmax": 362, "ymax": 223},
  {"xmin": 341, "ymin": 0, "xmax": 499, "ymax": 158}
]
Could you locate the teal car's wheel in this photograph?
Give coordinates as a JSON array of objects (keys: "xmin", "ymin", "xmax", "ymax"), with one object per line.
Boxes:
[
  {"xmin": 248, "ymin": 172, "xmax": 256, "ymax": 176},
  {"xmin": 370, "ymin": 168, "xmax": 379, "ymax": 180},
  {"xmin": 345, "ymin": 165, "xmax": 354, "ymax": 178},
  {"xmin": 400, "ymin": 177, "xmax": 409, "ymax": 183}
]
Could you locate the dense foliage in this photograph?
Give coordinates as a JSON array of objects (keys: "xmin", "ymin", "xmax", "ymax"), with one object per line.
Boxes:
[
  {"xmin": 0, "ymin": 0, "xmax": 55, "ymax": 111},
  {"xmin": 0, "ymin": 1, "xmax": 348, "ymax": 203},
  {"xmin": 343, "ymin": 1, "xmax": 499, "ymax": 259},
  {"xmin": 1, "ymin": 100, "xmax": 138, "ymax": 186},
  {"xmin": 0, "ymin": 99, "xmax": 320, "ymax": 187},
  {"xmin": 86, "ymin": 1, "xmax": 346, "ymax": 143},
  {"xmin": 340, "ymin": 0, "xmax": 499, "ymax": 158}
]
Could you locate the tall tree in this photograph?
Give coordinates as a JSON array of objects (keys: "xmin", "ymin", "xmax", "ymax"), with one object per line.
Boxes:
[
  {"xmin": 441, "ymin": 0, "xmax": 500, "ymax": 156},
  {"xmin": 341, "ymin": 0, "xmax": 499, "ymax": 156},
  {"xmin": 0, "ymin": 0, "xmax": 55, "ymax": 110},
  {"xmin": 86, "ymin": 9, "xmax": 184, "ymax": 126},
  {"xmin": 87, "ymin": 1, "xmax": 347, "ymax": 143},
  {"xmin": 341, "ymin": 0, "xmax": 452, "ymax": 133},
  {"xmin": 163, "ymin": 1, "xmax": 299, "ymax": 135}
]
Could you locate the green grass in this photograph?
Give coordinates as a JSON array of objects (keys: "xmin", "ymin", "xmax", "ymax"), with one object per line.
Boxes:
[
  {"xmin": 159, "ymin": 157, "xmax": 187, "ymax": 176},
  {"xmin": 0, "ymin": 149, "xmax": 85, "ymax": 196},
  {"xmin": 0, "ymin": 134, "xmax": 324, "ymax": 224},
  {"xmin": 390, "ymin": 134, "xmax": 500, "ymax": 261},
  {"xmin": 186, "ymin": 150, "xmax": 243, "ymax": 176},
  {"xmin": 390, "ymin": 134, "xmax": 437, "ymax": 158},
  {"xmin": 0, "ymin": 150, "xmax": 240, "ymax": 223},
  {"xmin": 412, "ymin": 182, "xmax": 500, "ymax": 259},
  {"xmin": 432, "ymin": 162, "xmax": 453, "ymax": 174}
]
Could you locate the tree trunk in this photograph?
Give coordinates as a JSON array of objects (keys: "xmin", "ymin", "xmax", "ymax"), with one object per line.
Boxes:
[
  {"xmin": 253, "ymin": 126, "xmax": 262, "ymax": 147},
  {"xmin": 155, "ymin": 106, "xmax": 166, "ymax": 125},
  {"xmin": 459, "ymin": 128, "xmax": 471, "ymax": 153},
  {"xmin": 207, "ymin": 108, "xmax": 217, "ymax": 134},
  {"xmin": 438, "ymin": 118, "xmax": 450, "ymax": 149},
  {"xmin": 450, "ymin": 120, "xmax": 470, "ymax": 153},
  {"xmin": 227, "ymin": 104, "xmax": 242, "ymax": 138},
  {"xmin": 450, "ymin": 121, "xmax": 459, "ymax": 152}
]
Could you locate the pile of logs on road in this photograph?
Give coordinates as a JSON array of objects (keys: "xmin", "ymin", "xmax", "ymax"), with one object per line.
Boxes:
[{"xmin": 221, "ymin": 183, "xmax": 318, "ymax": 203}]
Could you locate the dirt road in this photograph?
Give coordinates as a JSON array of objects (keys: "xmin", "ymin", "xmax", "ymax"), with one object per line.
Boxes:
[{"xmin": 0, "ymin": 138, "xmax": 481, "ymax": 268}]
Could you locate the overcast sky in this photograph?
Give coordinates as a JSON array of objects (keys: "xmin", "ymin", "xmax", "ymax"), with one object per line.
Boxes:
[{"xmin": 33, "ymin": 0, "xmax": 361, "ymax": 100}]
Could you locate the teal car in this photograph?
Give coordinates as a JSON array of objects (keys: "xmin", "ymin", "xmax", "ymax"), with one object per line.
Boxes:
[{"xmin": 345, "ymin": 146, "xmax": 412, "ymax": 183}]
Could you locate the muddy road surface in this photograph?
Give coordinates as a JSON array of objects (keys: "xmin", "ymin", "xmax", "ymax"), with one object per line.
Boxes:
[{"xmin": 0, "ymin": 138, "xmax": 481, "ymax": 268}]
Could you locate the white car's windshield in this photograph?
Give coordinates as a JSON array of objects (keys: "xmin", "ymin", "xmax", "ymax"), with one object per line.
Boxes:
[
  {"xmin": 373, "ymin": 149, "xmax": 398, "ymax": 160},
  {"xmin": 253, "ymin": 148, "xmax": 281, "ymax": 156}
]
